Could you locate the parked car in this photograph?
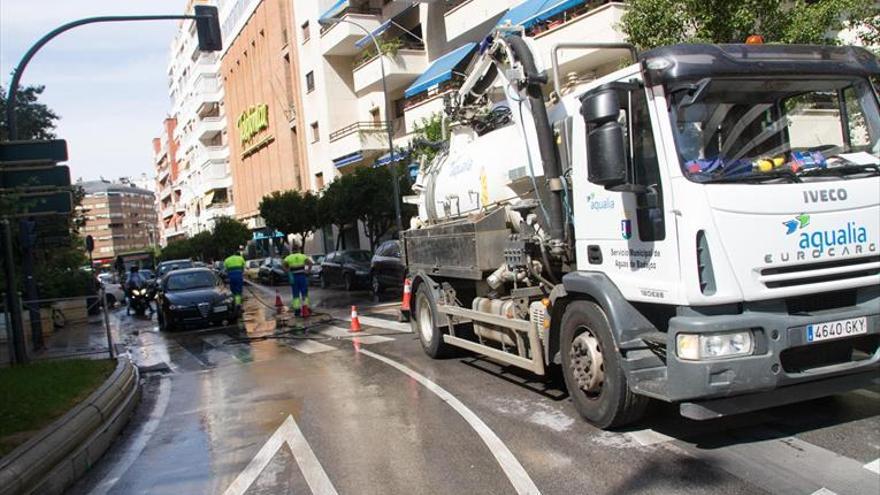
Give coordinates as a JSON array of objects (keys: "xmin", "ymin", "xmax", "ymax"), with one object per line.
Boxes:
[
  {"xmin": 244, "ymin": 258, "xmax": 264, "ymax": 281},
  {"xmin": 156, "ymin": 268, "xmax": 237, "ymax": 331},
  {"xmin": 305, "ymin": 254, "xmax": 325, "ymax": 285},
  {"xmin": 370, "ymin": 240, "xmax": 405, "ymax": 294},
  {"xmin": 320, "ymin": 250, "xmax": 371, "ymax": 291},
  {"xmin": 156, "ymin": 259, "xmax": 194, "ymax": 279},
  {"xmin": 257, "ymin": 258, "xmax": 287, "ymax": 285}
]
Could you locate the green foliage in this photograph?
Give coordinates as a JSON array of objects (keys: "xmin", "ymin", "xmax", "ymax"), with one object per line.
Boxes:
[
  {"xmin": 159, "ymin": 238, "xmax": 194, "ymax": 262},
  {"xmin": 0, "ymin": 84, "xmax": 59, "ymax": 141},
  {"xmin": 158, "ymin": 216, "xmax": 250, "ymax": 262},
  {"xmin": 620, "ymin": 0, "xmax": 876, "ymax": 49},
  {"xmin": 259, "ymin": 190, "xmax": 320, "ymax": 247},
  {"xmin": 211, "ymin": 216, "xmax": 250, "ymax": 258},
  {"xmin": 409, "ymin": 112, "xmax": 445, "ymax": 164}
]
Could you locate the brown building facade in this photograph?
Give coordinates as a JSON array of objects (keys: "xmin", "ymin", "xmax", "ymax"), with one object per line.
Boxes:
[
  {"xmin": 220, "ymin": 0, "xmax": 308, "ymax": 229},
  {"xmin": 79, "ymin": 180, "xmax": 158, "ymax": 264},
  {"xmin": 152, "ymin": 117, "xmax": 186, "ymax": 244}
]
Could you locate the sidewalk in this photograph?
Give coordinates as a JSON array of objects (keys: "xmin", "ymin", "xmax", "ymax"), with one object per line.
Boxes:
[{"xmin": 1, "ymin": 311, "xmax": 116, "ymax": 366}]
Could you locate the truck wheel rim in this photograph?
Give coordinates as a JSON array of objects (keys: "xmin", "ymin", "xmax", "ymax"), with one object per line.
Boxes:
[
  {"xmin": 418, "ymin": 298, "xmax": 433, "ymax": 343},
  {"xmin": 570, "ymin": 328, "xmax": 604, "ymax": 398}
]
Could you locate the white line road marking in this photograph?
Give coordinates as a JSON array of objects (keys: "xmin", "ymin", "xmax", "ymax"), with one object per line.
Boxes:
[
  {"xmin": 318, "ymin": 326, "xmax": 356, "ymax": 338},
  {"xmin": 223, "ymin": 415, "xmax": 338, "ymax": 495},
  {"xmin": 358, "ymin": 348, "xmax": 540, "ymax": 495},
  {"xmin": 811, "ymin": 488, "xmax": 837, "ymax": 495},
  {"xmin": 865, "ymin": 458, "xmax": 880, "ymax": 475},
  {"xmin": 91, "ymin": 377, "xmax": 172, "ymax": 495},
  {"xmin": 626, "ymin": 429, "xmax": 675, "ymax": 446},
  {"xmin": 288, "ymin": 339, "xmax": 337, "ymax": 354},
  {"xmin": 355, "ymin": 315, "xmax": 411, "ymax": 333},
  {"xmin": 690, "ymin": 428, "xmax": 879, "ymax": 495},
  {"xmin": 350, "ymin": 335, "xmax": 394, "ymax": 345}
]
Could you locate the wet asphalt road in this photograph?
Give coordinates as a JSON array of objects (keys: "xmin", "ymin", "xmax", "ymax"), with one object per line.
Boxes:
[{"xmin": 68, "ymin": 281, "xmax": 880, "ymax": 495}]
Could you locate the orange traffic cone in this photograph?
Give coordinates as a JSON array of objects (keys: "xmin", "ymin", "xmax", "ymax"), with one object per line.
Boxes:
[
  {"xmin": 399, "ymin": 278, "xmax": 412, "ymax": 322},
  {"xmin": 275, "ymin": 290, "xmax": 284, "ymax": 313},
  {"xmin": 349, "ymin": 305, "xmax": 362, "ymax": 333},
  {"xmin": 301, "ymin": 304, "xmax": 311, "ymax": 318}
]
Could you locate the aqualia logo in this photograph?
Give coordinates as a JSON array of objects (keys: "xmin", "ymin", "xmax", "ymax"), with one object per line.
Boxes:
[
  {"xmin": 587, "ymin": 193, "xmax": 615, "ymax": 211},
  {"xmin": 766, "ymin": 213, "xmax": 876, "ymax": 263}
]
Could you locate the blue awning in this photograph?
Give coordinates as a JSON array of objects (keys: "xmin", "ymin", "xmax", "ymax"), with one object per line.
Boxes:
[
  {"xmin": 496, "ymin": 0, "xmax": 586, "ymax": 29},
  {"xmin": 404, "ymin": 42, "xmax": 477, "ymax": 98},
  {"xmin": 319, "ymin": 0, "xmax": 349, "ymax": 22},
  {"xmin": 374, "ymin": 150, "xmax": 409, "ymax": 167},
  {"xmin": 333, "ymin": 151, "xmax": 363, "ymax": 168}
]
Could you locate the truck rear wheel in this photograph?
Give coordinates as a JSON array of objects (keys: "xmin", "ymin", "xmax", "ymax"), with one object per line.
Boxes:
[
  {"xmin": 560, "ymin": 301, "xmax": 647, "ymax": 429},
  {"xmin": 413, "ymin": 283, "xmax": 453, "ymax": 358}
]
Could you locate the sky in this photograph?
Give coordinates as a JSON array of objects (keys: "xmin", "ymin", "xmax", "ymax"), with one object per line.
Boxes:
[{"xmin": 1, "ymin": 0, "xmax": 182, "ymax": 182}]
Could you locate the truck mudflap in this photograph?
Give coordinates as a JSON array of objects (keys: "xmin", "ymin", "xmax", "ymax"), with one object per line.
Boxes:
[{"xmin": 680, "ymin": 370, "xmax": 880, "ymax": 420}]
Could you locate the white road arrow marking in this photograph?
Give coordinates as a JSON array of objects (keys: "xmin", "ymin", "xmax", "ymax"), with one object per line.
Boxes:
[{"xmin": 223, "ymin": 415, "xmax": 338, "ymax": 495}]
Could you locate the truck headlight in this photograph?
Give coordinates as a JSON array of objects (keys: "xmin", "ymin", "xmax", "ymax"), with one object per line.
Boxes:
[{"xmin": 676, "ymin": 331, "xmax": 753, "ymax": 360}]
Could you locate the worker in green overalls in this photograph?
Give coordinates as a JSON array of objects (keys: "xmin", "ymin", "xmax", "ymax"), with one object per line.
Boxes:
[
  {"xmin": 283, "ymin": 246, "xmax": 313, "ymax": 317},
  {"xmin": 224, "ymin": 250, "xmax": 246, "ymax": 306}
]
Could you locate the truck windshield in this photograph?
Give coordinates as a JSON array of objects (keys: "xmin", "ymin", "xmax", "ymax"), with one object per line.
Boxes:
[{"xmin": 668, "ymin": 77, "xmax": 880, "ymax": 183}]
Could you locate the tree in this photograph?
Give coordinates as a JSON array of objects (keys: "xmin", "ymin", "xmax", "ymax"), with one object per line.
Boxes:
[
  {"xmin": 318, "ymin": 175, "xmax": 359, "ymax": 250},
  {"xmin": 620, "ymin": 0, "xmax": 876, "ymax": 50},
  {"xmin": 0, "ymin": 84, "xmax": 60, "ymax": 141},
  {"xmin": 160, "ymin": 239, "xmax": 193, "ymax": 261},
  {"xmin": 211, "ymin": 216, "xmax": 250, "ymax": 259},
  {"xmin": 259, "ymin": 190, "xmax": 320, "ymax": 248}
]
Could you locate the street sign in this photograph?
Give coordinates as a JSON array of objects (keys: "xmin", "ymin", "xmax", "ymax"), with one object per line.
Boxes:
[
  {"xmin": 0, "ymin": 165, "xmax": 70, "ymax": 190},
  {"xmin": 0, "ymin": 139, "xmax": 68, "ymax": 165},
  {"xmin": 17, "ymin": 191, "xmax": 73, "ymax": 216}
]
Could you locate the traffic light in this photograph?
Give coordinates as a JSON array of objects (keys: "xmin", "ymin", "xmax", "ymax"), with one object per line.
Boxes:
[{"xmin": 194, "ymin": 5, "xmax": 222, "ymax": 52}]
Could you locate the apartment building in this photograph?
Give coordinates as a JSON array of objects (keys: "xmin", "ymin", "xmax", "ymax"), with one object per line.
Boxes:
[
  {"xmin": 218, "ymin": 0, "xmax": 308, "ymax": 236},
  {"xmin": 165, "ymin": 0, "xmax": 236, "ymax": 239},
  {"xmin": 152, "ymin": 117, "xmax": 186, "ymax": 245},
  {"xmin": 290, "ymin": 0, "xmax": 628, "ymax": 249},
  {"xmin": 79, "ymin": 180, "xmax": 158, "ymax": 265}
]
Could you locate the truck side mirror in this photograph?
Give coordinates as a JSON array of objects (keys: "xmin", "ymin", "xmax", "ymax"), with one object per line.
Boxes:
[{"xmin": 580, "ymin": 88, "xmax": 629, "ymax": 189}]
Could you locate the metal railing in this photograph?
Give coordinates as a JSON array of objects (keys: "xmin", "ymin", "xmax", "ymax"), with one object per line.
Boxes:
[{"xmin": 329, "ymin": 120, "xmax": 389, "ymax": 142}]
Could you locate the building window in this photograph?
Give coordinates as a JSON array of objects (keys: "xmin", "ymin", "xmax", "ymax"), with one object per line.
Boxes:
[
  {"xmin": 315, "ymin": 172, "xmax": 324, "ymax": 189},
  {"xmin": 301, "ymin": 21, "xmax": 310, "ymax": 42},
  {"xmin": 310, "ymin": 122, "xmax": 320, "ymax": 143},
  {"xmin": 305, "ymin": 71, "xmax": 315, "ymax": 92},
  {"xmin": 394, "ymin": 98, "xmax": 406, "ymax": 119}
]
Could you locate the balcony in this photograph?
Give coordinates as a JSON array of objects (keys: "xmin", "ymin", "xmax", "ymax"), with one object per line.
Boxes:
[
  {"xmin": 161, "ymin": 205, "xmax": 174, "ymax": 219},
  {"xmin": 444, "ymin": 0, "xmax": 510, "ymax": 42},
  {"xmin": 320, "ymin": 12, "xmax": 382, "ymax": 56},
  {"xmin": 194, "ymin": 75, "xmax": 223, "ymax": 114},
  {"xmin": 196, "ymin": 115, "xmax": 226, "ymax": 142},
  {"xmin": 530, "ymin": 2, "xmax": 628, "ymax": 78},
  {"xmin": 352, "ymin": 46, "xmax": 428, "ymax": 94},
  {"xmin": 328, "ymin": 121, "xmax": 390, "ymax": 167},
  {"xmin": 197, "ymin": 145, "xmax": 228, "ymax": 166}
]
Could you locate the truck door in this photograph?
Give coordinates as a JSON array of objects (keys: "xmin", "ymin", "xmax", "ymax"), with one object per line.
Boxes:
[{"xmin": 574, "ymin": 78, "xmax": 682, "ymax": 304}]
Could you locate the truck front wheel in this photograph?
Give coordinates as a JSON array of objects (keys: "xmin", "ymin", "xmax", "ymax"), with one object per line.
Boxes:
[
  {"xmin": 560, "ymin": 301, "xmax": 647, "ymax": 429},
  {"xmin": 413, "ymin": 283, "xmax": 453, "ymax": 358}
]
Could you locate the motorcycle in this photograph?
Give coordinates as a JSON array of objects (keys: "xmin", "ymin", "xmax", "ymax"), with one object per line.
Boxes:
[{"xmin": 126, "ymin": 282, "xmax": 154, "ymax": 317}]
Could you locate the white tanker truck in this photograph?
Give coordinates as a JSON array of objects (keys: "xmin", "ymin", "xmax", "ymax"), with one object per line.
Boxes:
[{"xmin": 401, "ymin": 31, "xmax": 880, "ymax": 428}]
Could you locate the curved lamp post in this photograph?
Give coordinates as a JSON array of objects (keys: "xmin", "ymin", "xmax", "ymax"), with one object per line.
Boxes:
[{"xmin": 318, "ymin": 15, "xmax": 404, "ymax": 234}]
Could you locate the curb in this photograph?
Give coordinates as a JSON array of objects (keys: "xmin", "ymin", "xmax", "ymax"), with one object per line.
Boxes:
[{"xmin": 0, "ymin": 356, "xmax": 141, "ymax": 495}]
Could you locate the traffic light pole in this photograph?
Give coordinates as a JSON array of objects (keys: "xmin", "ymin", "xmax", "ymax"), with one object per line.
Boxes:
[{"xmin": 4, "ymin": 10, "xmax": 221, "ymax": 139}]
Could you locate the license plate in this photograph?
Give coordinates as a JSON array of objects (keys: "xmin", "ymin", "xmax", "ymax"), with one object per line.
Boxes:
[
  {"xmin": 213, "ymin": 305, "xmax": 228, "ymax": 313},
  {"xmin": 806, "ymin": 316, "xmax": 867, "ymax": 343}
]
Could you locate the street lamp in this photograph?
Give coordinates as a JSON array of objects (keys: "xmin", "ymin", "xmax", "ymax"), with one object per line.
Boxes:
[{"xmin": 318, "ymin": 16, "xmax": 403, "ymax": 234}]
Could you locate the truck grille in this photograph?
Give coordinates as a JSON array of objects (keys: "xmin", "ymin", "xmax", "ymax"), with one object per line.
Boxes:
[
  {"xmin": 759, "ymin": 255, "xmax": 880, "ymax": 289},
  {"xmin": 780, "ymin": 334, "xmax": 878, "ymax": 373}
]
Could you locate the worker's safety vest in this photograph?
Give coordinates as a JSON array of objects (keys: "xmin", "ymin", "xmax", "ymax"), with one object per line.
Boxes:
[
  {"xmin": 224, "ymin": 255, "xmax": 245, "ymax": 272},
  {"xmin": 284, "ymin": 253, "xmax": 309, "ymax": 274}
]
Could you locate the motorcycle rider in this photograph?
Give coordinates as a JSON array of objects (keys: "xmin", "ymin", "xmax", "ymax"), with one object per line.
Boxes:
[{"xmin": 125, "ymin": 266, "xmax": 153, "ymax": 315}]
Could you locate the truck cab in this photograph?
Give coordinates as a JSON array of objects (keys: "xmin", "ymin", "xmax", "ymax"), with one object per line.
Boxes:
[{"xmin": 565, "ymin": 43, "xmax": 879, "ymax": 420}]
